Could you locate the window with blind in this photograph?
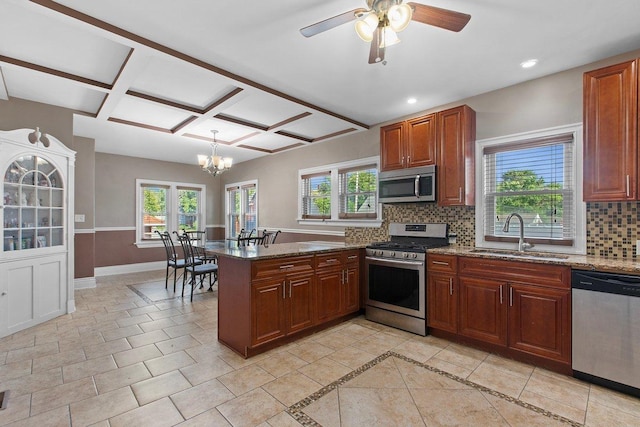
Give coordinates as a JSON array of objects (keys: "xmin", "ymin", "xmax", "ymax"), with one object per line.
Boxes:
[
  {"xmin": 301, "ymin": 172, "xmax": 331, "ymax": 219},
  {"xmin": 135, "ymin": 179, "xmax": 205, "ymax": 244},
  {"xmin": 226, "ymin": 181, "xmax": 257, "ymax": 238},
  {"xmin": 298, "ymin": 157, "xmax": 380, "ymax": 225},
  {"xmin": 481, "ymin": 130, "xmax": 580, "ymax": 248},
  {"xmin": 339, "ymin": 165, "xmax": 377, "ymax": 218}
]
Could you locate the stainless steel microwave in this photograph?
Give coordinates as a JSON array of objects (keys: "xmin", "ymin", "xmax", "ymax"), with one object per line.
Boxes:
[{"xmin": 378, "ymin": 165, "xmax": 436, "ymax": 203}]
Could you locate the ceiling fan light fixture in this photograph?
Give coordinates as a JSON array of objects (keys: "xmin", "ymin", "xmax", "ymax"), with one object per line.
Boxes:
[
  {"xmin": 388, "ymin": 3, "xmax": 412, "ymax": 32},
  {"xmin": 355, "ymin": 12, "xmax": 379, "ymax": 41},
  {"xmin": 380, "ymin": 26, "xmax": 400, "ymax": 48}
]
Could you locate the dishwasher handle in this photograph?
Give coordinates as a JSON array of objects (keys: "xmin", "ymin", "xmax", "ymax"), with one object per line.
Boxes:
[{"xmin": 572, "ymin": 270, "xmax": 640, "ymax": 297}]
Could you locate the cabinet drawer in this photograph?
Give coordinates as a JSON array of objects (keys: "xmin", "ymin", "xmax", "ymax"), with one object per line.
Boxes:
[
  {"xmin": 343, "ymin": 250, "xmax": 361, "ymax": 265},
  {"xmin": 316, "ymin": 252, "xmax": 344, "ymax": 270},
  {"xmin": 427, "ymin": 253, "xmax": 457, "ymax": 273},
  {"xmin": 252, "ymin": 256, "xmax": 314, "ymax": 280},
  {"xmin": 458, "ymin": 256, "xmax": 570, "ymax": 289}
]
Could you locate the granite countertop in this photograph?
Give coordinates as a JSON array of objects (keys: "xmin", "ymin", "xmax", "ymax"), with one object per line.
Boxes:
[
  {"xmin": 206, "ymin": 241, "xmax": 366, "ymax": 260},
  {"xmin": 429, "ymin": 246, "xmax": 640, "ymax": 274}
]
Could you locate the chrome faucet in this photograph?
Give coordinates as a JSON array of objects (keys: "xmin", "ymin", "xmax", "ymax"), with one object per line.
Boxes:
[{"xmin": 502, "ymin": 213, "xmax": 534, "ymax": 252}]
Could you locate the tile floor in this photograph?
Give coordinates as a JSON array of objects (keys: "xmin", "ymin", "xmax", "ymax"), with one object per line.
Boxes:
[{"xmin": 0, "ymin": 270, "xmax": 639, "ymax": 426}]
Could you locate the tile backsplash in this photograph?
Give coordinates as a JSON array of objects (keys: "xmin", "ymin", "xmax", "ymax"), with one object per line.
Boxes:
[{"xmin": 346, "ymin": 201, "xmax": 639, "ymax": 260}]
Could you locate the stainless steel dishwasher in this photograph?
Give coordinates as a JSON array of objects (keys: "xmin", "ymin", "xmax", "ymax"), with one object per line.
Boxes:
[{"xmin": 572, "ymin": 270, "xmax": 640, "ymax": 397}]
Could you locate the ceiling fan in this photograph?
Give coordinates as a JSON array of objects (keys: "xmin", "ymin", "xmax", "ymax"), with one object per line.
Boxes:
[{"xmin": 300, "ymin": 0, "xmax": 471, "ymax": 64}]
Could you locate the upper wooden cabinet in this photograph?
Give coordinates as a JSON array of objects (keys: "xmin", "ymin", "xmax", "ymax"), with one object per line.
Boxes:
[
  {"xmin": 583, "ymin": 59, "xmax": 638, "ymax": 201},
  {"xmin": 436, "ymin": 105, "xmax": 476, "ymax": 206},
  {"xmin": 380, "ymin": 114, "xmax": 436, "ymax": 171}
]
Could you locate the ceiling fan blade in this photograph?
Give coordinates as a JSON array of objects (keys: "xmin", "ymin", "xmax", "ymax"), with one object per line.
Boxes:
[
  {"xmin": 408, "ymin": 2, "xmax": 471, "ymax": 32},
  {"xmin": 300, "ymin": 8, "xmax": 366, "ymax": 37},
  {"xmin": 368, "ymin": 27, "xmax": 385, "ymax": 64}
]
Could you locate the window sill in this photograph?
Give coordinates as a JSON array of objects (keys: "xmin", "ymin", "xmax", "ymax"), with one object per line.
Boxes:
[
  {"xmin": 134, "ymin": 241, "xmax": 163, "ymax": 249},
  {"xmin": 297, "ymin": 218, "xmax": 382, "ymax": 228}
]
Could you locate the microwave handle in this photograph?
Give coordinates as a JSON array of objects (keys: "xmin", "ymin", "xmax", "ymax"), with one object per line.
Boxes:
[{"xmin": 414, "ymin": 175, "xmax": 420, "ymax": 198}]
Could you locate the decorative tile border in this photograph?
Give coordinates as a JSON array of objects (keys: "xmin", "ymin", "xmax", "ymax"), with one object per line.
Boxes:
[
  {"xmin": 126, "ymin": 284, "xmax": 216, "ymax": 304},
  {"xmin": 287, "ymin": 351, "xmax": 582, "ymax": 427}
]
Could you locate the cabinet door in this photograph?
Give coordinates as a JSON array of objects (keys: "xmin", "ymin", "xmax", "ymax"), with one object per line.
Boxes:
[
  {"xmin": 251, "ymin": 279, "xmax": 286, "ymax": 346},
  {"xmin": 286, "ymin": 273, "xmax": 315, "ymax": 334},
  {"xmin": 344, "ymin": 265, "xmax": 360, "ymax": 314},
  {"xmin": 316, "ymin": 268, "xmax": 343, "ymax": 322},
  {"xmin": 380, "ymin": 122, "xmax": 406, "ymax": 171},
  {"xmin": 458, "ymin": 276, "xmax": 507, "ymax": 346},
  {"xmin": 508, "ymin": 283, "xmax": 570, "ymax": 363},
  {"xmin": 583, "ymin": 60, "xmax": 638, "ymax": 201},
  {"xmin": 437, "ymin": 105, "xmax": 475, "ymax": 206},
  {"xmin": 427, "ymin": 272, "xmax": 457, "ymax": 333},
  {"xmin": 406, "ymin": 114, "xmax": 436, "ymax": 168}
]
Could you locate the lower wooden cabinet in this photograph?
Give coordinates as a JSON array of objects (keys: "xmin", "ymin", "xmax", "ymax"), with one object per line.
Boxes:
[
  {"xmin": 218, "ymin": 249, "xmax": 362, "ymax": 358},
  {"xmin": 316, "ymin": 250, "xmax": 360, "ymax": 323},
  {"xmin": 427, "ymin": 254, "xmax": 571, "ymax": 372}
]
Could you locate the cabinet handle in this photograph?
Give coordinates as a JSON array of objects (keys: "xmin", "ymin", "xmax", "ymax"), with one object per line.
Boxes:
[
  {"xmin": 432, "ymin": 261, "xmax": 449, "ymax": 266},
  {"xmin": 347, "ymin": 255, "xmax": 358, "ymax": 260},
  {"xmin": 509, "ymin": 286, "xmax": 513, "ymax": 307},
  {"xmin": 449, "ymin": 278, "xmax": 453, "ymax": 295},
  {"xmin": 289, "ymin": 281, "xmax": 292, "ymax": 298},
  {"xmin": 279, "ymin": 264, "xmax": 295, "ymax": 269},
  {"xmin": 282, "ymin": 281, "xmax": 286, "ymax": 299},
  {"xmin": 1, "ymin": 292, "xmax": 6, "ymax": 296},
  {"xmin": 499, "ymin": 285, "xmax": 503, "ymax": 304},
  {"xmin": 325, "ymin": 259, "xmax": 339, "ymax": 263},
  {"xmin": 627, "ymin": 174, "xmax": 631, "ymax": 197},
  {"xmin": 459, "ymin": 187, "xmax": 463, "ymax": 203},
  {"xmin": 402, "ymin": 155, "xmax": 405, "ymax": 165}
]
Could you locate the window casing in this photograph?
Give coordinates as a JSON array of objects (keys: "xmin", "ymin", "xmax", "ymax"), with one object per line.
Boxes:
[
  {"xmin": 226, "ymin": 180, "xmax": 258, "ymax": 239},
  {"xmin": 136, "ymin": 179, "xmax": 205, "ymax": 246},
  {"xmin": 475, "ymin": 124, "xmax": 585, "ymax": 254},
  {"xmin": 298, "ymin": 157, "xmax": 381, "ymax": 227}
]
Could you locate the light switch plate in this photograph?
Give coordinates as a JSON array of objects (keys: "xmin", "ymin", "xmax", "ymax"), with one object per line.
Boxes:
[{"xmin": 74, "ymin": 214, "xmax": 85, "ymax": 223}]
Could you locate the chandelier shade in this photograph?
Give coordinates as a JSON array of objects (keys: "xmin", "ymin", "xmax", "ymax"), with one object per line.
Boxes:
[{"xmin": 198, "ymin": 130, "xmax": 232, "ymax": 176}]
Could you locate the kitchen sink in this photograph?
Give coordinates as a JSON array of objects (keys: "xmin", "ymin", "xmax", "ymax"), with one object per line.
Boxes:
[{"xmin": 469, "ymin": 248, "xmax": 570, "ymax": 260}]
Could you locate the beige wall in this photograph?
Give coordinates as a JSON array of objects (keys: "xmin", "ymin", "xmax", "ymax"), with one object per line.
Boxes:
[
  {"xmin": 0, "ymin": 97, "xmax": 73, "ymax": 145},
  {"xmin": 221, "ymin": 48, "xmax": 640, "ymax": 234}
]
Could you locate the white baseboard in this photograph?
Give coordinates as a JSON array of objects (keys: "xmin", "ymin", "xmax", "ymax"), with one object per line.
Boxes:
[
  {"xmin": 95, "ymin": 261, "xmax": 165, "ymax": 277},
  {"xmin": 74, "ymin": 277, "xmax": 97, "ymax": 289}
]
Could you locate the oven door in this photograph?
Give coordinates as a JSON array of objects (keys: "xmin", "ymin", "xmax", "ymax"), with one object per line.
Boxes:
[{"xmin": 365, "ymin": 255, "xmax": 425, "ymax": 318}]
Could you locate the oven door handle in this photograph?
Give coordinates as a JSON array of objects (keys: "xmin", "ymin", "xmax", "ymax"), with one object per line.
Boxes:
[{"xmin": 365, "ymin": 256, "xmax": 425, "ymax": 267}]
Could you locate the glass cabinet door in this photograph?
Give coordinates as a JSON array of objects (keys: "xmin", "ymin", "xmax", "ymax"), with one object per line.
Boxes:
[{"xmin": 3, "ymin": 155, "xmax": 64, "ymax": 251}]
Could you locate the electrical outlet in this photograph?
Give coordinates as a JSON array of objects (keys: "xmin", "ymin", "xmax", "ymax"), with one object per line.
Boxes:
[{"xmin": 74, "ymin": 214, "xmax": 85, "ymax": 223}]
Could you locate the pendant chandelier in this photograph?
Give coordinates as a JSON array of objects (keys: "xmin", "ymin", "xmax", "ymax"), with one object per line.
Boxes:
[{"xmin": 197, "ymin": 130, "xmax": 232, "ymax": 176}]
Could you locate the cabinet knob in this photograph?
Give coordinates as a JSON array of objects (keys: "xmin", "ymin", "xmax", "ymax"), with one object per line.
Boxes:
[{"xmin": 1, "ymin": 292, "xmax": 6, "ymax": 296}]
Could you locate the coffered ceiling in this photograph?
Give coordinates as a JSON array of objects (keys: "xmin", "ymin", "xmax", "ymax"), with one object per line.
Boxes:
[{"xmin": 2, "ymin": 0, "xmax": 640, "ymax": 166}]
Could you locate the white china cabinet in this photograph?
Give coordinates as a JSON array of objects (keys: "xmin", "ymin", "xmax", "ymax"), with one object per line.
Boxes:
[{"xmin": 0, "ymin": 128, "xmax": 75, "ymax": 338}]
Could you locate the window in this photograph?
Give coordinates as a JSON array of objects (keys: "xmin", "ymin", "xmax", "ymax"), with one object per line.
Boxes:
[
  {"xmin": 298, "ymin": 156, "xmax": 381, "ymax": 226},
  {"xmin": 476, "ymin": 124, "xmax": 585, "ymax": 253},
  {"xmin": 136, "ymin": 179, "xmax": 205, "ymax": 246},
  {"xmin": 226, "ymin": 180, "xmax": 258, "ymax": 238}
]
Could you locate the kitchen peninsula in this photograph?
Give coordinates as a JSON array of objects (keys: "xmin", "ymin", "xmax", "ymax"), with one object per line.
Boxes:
[{"xmin": 209, "ymin": 242, "xmax": 364, "ymax": 357}]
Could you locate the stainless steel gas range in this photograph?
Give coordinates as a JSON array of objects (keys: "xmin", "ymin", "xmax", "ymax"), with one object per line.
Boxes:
[{"xmin": 365, "ymin": 223, "xmax": 449, "ymax": 335}]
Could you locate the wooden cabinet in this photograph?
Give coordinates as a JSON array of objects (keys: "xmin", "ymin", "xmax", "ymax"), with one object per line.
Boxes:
[
  {"xmin": 1, "ymin": 129, "xmax": 75, "ymax": 339},
  {"xmin": 427, "ymin": 254, "xmax": 457, "ymax": 333},
  {"xmin": 380, "ymin": 114, "xmax": 436, "ymax": 171},
  {"xmin": 217, "ymin": 248, "xmax": 361, "ymax": 358},
  {"xmin": 427, "ymin": 254, "xmax": 571, "ymax": 372},
  {"xmin": 436, "ymin": 105, "xmax": 476, "ymax": 206},
  {"xmin": 583, "ymin": 60, "xmax": 638, "ymax": 201},
  {"xmin": 251, "ymin": 256, "xmax": 314, "ymax": 346},
  {"xmin": 316, "ymin": 250, "xmax": 360, "ymax": 322}
]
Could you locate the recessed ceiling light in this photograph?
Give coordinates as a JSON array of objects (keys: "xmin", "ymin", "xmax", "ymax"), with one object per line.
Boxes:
[
  {"xmin": 407, "ymin": 97, "xmax": 417, "ymax": 104},
  {"xmin": 520, "ymin": 59, "xmax": 538, "ymax": 69}
]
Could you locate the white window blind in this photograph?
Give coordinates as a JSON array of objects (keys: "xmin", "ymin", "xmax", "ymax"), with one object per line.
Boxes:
[
  {"xmin": 301, "ymin": 172, "xmax": 331, "ymax": 219},
  {"xmin": 483, "ymin": 132, "xmax": 575, "ymax": 244},
  {"xmin": 338, "ymin": 164, "xmax": 377, "ymax": 219}
]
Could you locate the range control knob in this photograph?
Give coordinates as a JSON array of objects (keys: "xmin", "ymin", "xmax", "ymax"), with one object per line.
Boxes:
[
  {"xmin": 403, "ymin": 253, "xmax": 409, "ymax": 258},
  {"xmin": 390, "ymin": 251, "xmax": 395, "ymax": 257},
  {"xmin": 412, "ymin": 253, "xmax": 418, "ymax": 259}
]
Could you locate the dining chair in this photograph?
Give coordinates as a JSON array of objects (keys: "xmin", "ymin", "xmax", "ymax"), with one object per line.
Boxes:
[
  {"xmin": 259, "ymin": 229, "xmax": 281, "ymax": 246},
  {"xmin": 176, "ymin": 231, "xmax": 218, "ymax": 301},
  {"xmin": 184, "ymin": 230, "xmax": 216, "ymax": 264},
  {"xmin": 156, "ymin": 230, "xmax": 190, "ymax": 292},
  {"xmin": 237, "ymin": 228, "xmax": 256, "ymax": 247}
]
